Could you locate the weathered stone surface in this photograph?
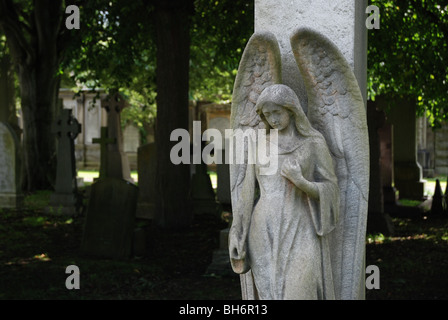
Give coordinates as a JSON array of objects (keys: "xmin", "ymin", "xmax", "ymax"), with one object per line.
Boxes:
[{"xmin": 254, "ymin": 0, "xmax": 368, "ymax": 112}]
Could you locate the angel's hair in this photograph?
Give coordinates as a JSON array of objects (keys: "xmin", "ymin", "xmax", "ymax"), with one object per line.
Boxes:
[{"xmin": 255, "ymin": 84, "xmax": 319, "ymax": 138}]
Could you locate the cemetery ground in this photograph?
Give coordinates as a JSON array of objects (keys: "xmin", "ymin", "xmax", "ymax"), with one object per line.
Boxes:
[{"xmin": 0, "ymin": 174, "xmax": 447, "ymax": 300}]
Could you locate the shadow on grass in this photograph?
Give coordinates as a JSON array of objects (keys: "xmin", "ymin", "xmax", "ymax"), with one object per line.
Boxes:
[{"xmin": 0, "ymin": 190, "xmax": 447, "ymax": 300}]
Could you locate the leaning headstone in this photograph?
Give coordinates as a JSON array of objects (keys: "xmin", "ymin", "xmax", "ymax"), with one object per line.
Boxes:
[
  {"xmin": 47, "ymin": 109, "xmax": 81, "ymax": 215},
  {"xmin": 81, "ymin": 177, "xmax": 138, "ymax": 259},
  {"xmin": 101, "ymin": 93, "xmax": 132, "ymax": 182},
  {"xmin": 0, "ymin": 121, "xmax": 23, "ymax": 208},
  {"xmin": 136, "ymin": 142, "xmax": 156, "ymax": 220}
]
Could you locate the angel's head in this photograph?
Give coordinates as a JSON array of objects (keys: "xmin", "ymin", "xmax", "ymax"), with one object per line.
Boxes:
[{"xmin": 256, "ymin": 84, "xmax": 315, "ymax": 137}]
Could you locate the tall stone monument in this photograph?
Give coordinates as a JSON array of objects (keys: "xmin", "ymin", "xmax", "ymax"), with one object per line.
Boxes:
[
  {"xmin": 0, "ymin": 121, "xmax": 23, "ymax": 208},
  {"xmin": 229, "ymin": 0, "xmax": 369, "ymax": 300},
  {"xmin": 100, "ymin": 93, "xmax": 132, "ymax": 182},
  {"xmin": 47, "ymin": 109, "xmax": 82, "ymax": 214},
  {"xmin": 81, "ymin": 93, "xmax": 139, "ymax": 259}
]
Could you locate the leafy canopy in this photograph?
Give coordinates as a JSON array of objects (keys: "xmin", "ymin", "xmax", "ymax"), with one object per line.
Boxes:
[{"xmin": 368, "ymin": 0, "xmax": 448, "ymax": 127}]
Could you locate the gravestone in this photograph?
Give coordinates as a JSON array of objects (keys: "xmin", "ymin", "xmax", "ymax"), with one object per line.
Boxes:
[
  {"xmin": 81, "ymin": 177, "xmax": 138, "ymax": 259},
  {"xmin": 83, "ymin": 95, "xmax": 104, "ymax": 168},
  {"xmin": 100, "ymin": 93, "xmax": 132, "ymax": 182},
  {"xmin": 123, "ymin": 123, "xmax": 140, "ymax": 170},
  {"xmin": 47, "ymin": 109, "xmax": 81, "ymax": 215},
  {"xmin": 191, "ymin": 152, "xmax": 219, "ymax": 216},
  {"xmin": 0, "ymin": 122, "xmax": 23, "ymax": 208},
  {"xmin": 136, "ymin": 142, "xmax": 157, "ymax": 219},
  {"xmin": 123, "ymin": 123, "xmax": 140, "ymax": 153},
  {"xmin": 82, "ymin": 95, "xmax": 140, "ymax": 258}
]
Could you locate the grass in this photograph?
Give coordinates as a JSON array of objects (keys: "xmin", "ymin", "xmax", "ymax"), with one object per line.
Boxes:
[
  {"xmin": 78, "ymin": 169, "xmax": 218, "ymax": 189},
  {"xmin": 0, "ymin": 185, "xmax": 447, "ymax": 301},
  {"xmin": 78, "ymin": 170, "xmax": 139, "ymax": 185}
]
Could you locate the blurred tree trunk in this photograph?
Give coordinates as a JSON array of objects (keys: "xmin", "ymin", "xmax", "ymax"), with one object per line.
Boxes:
[
  {"xmin": 0, "ymin": 49, "xmax": 19, "ymax": 131},
  {"xmin": 0, "ymin": 0, "xmax": 65, "ymax": 191},
  {"xmin": 154, "ymin": 0, "xmax": 194, "ymax": 229}
]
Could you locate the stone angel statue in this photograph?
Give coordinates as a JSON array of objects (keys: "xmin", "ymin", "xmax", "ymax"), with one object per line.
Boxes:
[{"xmin": 228, "ymin": 28, "xmax": 369, "ymax": 300}]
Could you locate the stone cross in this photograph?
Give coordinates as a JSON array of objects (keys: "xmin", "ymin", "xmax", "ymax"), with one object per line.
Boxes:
[
  {"xmin": 47, "ymin": 109, "xmax": 81, "ymax": 214},
  {"xmin": 92, "ymin": 127, "xmax": 116, "ymax": 179},
  {"xmin": 52, "ymin": 109, "xmax": 81, "ymax": 193}
]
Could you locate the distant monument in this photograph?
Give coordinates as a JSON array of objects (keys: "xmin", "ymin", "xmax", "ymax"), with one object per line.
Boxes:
[{"xmin": 81, "ymin": 94, "xmax": 139, "ymax": 259}]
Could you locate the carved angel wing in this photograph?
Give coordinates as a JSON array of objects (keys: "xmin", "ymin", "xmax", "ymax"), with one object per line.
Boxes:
[
  {"xmin": 229, "ymin": 32, "xmax": 282, "ymax": 300},
  {"xmin": 230, "ymin": 32, "xmax": 282, "ymax": 192},
  {"xmin": 291, "ymin": 28, "xmax": 370, "ymax": 300}
]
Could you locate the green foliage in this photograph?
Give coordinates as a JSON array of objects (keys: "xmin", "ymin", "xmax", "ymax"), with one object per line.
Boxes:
[
  {"xmin": 190, "ymin": 0, "xmax": 254, "ymax": 102},
  {"xmin": 63, "ymin": 0, "xmax": 254, "ymax": 121},
  {"xmin": 368, "ymin": 0, "xmax": 448, "ymax": 127}
]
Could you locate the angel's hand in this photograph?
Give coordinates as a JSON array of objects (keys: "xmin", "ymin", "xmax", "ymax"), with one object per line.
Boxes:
[
  {"xmin": 281, "ymin": 159, "xmax": 320, "ymax": 199},
  {"xmin": 228, "ymin": 228, "xmax": 250, "ymax": 274},
  {"xmin": 281, "ymin": 158, "xmax": 305, "ymax": 187}
]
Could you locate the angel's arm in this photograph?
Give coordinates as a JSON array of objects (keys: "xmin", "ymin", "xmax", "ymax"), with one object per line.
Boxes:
[{"xmin": 228, "ymin": 161, "xmax": 256, "ymax": 274}]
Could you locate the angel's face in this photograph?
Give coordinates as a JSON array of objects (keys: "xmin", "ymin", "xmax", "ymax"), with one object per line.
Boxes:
[{"xmin": 261, "ymin": 103, "xmax": 291, "ymax": 132}]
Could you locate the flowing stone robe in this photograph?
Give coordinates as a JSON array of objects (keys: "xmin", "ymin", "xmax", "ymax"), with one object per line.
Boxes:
[{"xmin": 235, "ymin": 133, "xmax": 339, "ymax": 300}]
